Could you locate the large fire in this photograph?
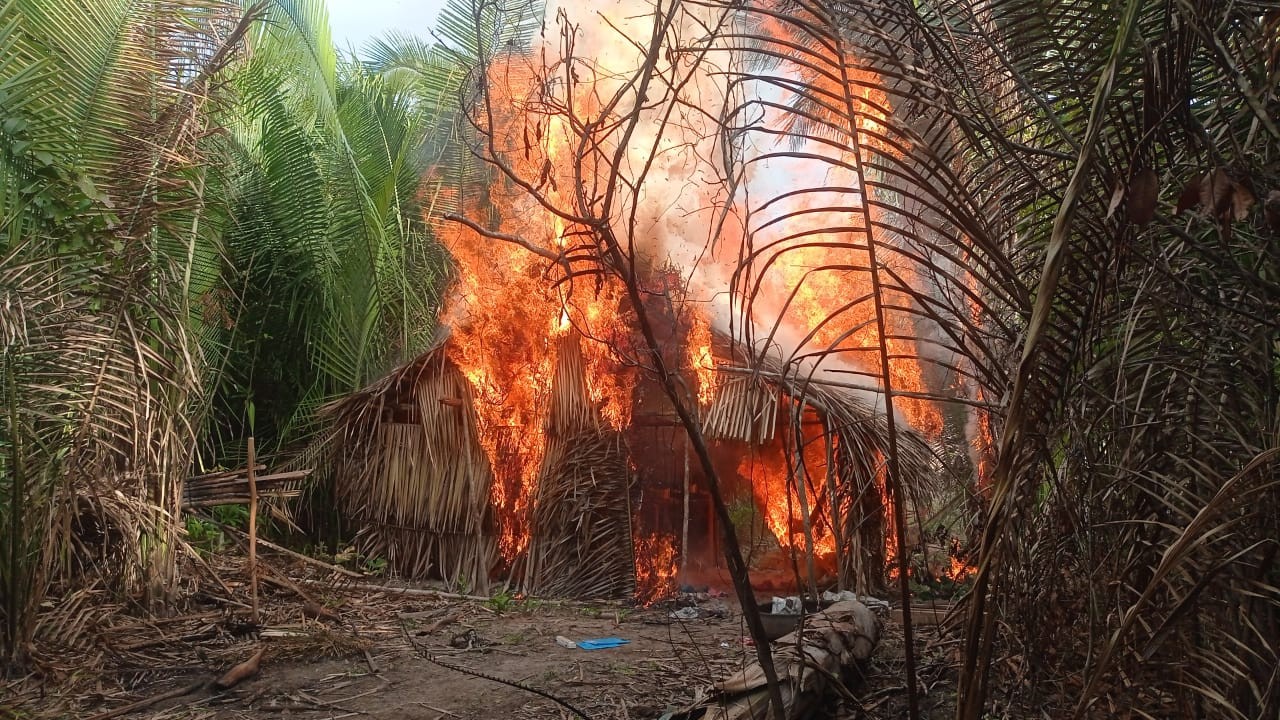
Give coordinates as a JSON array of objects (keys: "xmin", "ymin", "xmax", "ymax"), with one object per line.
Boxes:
[
  {"xmin": 737, "ymin": 436, "xmax": 838, "ymax": 558},
  {"xmin": 438, "ymin": 58, "xmax": 635, "ymax": 560},
  {"xmin": 431, "ymin": 0, "xmax": 951, "ymax": 594}
]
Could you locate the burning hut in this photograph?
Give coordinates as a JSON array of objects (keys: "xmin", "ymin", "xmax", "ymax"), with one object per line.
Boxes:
[
  {"xmin": 321, "ymin": 314, "xmax": 933, "ymax": 599},
  {"xmin": 319, "ymin": 19, "xmax": 945, "ymax": 600}
]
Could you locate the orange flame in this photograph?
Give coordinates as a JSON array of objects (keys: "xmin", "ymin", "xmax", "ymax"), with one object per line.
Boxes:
[
  {"xmin": 438, "ymin": 54, "xmax": 636, "ymax": 560},
  {"xmin": 435, "ymin": 6, "xmax": 948, "ymax": 583},
  {"xmin": 738, "ymin": 440, "xmax": 837, "ymax": 557},
  {"xmin": 633, "ymin": 532, "xmax": 678, "ymax": 604},
  {"xmin": 687, "ymin": 311, "xmax": 717, "ymax": 406},
  {"xmin": 947, "ymin": 555, "xmax": 976, "ymax": 583}
]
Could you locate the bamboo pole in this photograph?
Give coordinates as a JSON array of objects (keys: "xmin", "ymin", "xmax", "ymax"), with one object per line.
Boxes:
[
  {"xmin": 213, "ymin": 522, "xmax": 364, "ymax": 578},
  {"xmin": 247, "ymin": 436, "xmax": 258, "ymax": 624}
]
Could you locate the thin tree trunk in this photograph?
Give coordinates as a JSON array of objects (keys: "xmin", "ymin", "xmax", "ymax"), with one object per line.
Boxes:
[
  {"xmin": 680, "ymin": 437, "xmax": 690, "ymax": 582},
  {"xmin": 5, "ymin": 354, "xmax": 25, "ymax": 664},
  {"xmin": 247, "ymin": 437, "xmax": 259, "ymax": 624}
]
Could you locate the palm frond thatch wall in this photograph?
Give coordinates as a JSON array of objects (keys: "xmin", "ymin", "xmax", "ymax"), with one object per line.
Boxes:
[
  {"xmin": 520, "ymin": 333, "xmax": 635, "ymax": 599},
  {"xmin": 323, "ymin": 341, "xmax": 496, "ymax": 589}
]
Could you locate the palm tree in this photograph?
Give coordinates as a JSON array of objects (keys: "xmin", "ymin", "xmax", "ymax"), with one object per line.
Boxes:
[
  {"xmin": 703, "ymin": 1, "xmax": 1279, "ymax": 716},
  {"xmin": 360, "ymin": 0, "xmax": 547, "ymax": 219},
  {"xmin": 0, "ymin": 0, "xmax": 265, "ymax": 664},
  {"xmin": 203, "ymin": 0, "xmax": 454, "ymax": 462},
  {"xmin": 0, "ymin": 0, "xmax": 471, "ymax": 663}
]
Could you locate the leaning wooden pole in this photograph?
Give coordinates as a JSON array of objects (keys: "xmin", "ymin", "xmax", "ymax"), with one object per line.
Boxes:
[
  {"xmin": 823, "ymin": 418, "xmax": 844, "ymax": 592},
  {"xmin": 247, "ymin": 436, "xmax": 259, "ymax": 624},
  {"xmin": 789, "ymin": 408, "xmax": 819, "ymax": 600}
]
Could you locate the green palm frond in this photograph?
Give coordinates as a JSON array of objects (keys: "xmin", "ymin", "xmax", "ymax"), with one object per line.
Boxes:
[
  {"xmin": 247, "ymin": 0, "xmax": 339, "ymax": 126},
  {"xmin": 432, "ymin": 0, "xmax": 543, "ymax": 64},
  {"xmin": 206, "ymin": 13, "xmax": 454, "ymax": 458}
]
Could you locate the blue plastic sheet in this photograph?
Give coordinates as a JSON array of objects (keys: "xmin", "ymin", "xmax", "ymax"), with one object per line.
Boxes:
[{"xmin": 576, "ymin": 637, "xmax": 629, "ymax": 650}]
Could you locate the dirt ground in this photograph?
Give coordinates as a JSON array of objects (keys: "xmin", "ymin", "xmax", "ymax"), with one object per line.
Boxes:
[
  {"xmin": 2, "ymin": 557, "xmax": 965, "ymax": 720},
  {"xmin": 201, "ymin": 599, "xmax": 754, "ymax": 720}
]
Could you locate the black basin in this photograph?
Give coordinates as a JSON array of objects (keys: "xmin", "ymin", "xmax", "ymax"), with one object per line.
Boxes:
[{"xmin": 755, "ymin": 599, "xmax": 831, "ymax": 641}]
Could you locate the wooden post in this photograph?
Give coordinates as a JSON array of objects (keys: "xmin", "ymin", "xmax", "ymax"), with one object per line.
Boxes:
[
  {"xmin": 247, "ymin": 436, "xmax": 258, "ymax": 624},
  {"xmin": 624, "ymin": 463, "xmax": 635, "ymax": 594},
  {"xmin": 680, "ymin": 433, "xmax": 690, "ymax": 583},
  {"xmin": 783, "ymin": 403, "xmax": 819, "ymax": 600},
  {"xmin": 708, "ymin": 482, "xmax": 718, "ymax": 563},
  {"xmin": 791, "ymin": 436, "xmax": 819, "ymax": 601}
]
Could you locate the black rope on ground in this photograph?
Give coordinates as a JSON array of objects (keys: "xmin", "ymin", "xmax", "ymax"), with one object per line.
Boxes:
[{"xmin": 398, "ymin": 618, "xmax": 594, "ymax": 720}]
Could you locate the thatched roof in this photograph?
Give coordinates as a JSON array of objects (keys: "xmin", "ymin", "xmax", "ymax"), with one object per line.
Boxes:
[{"xmin": 703, "ymin": 341, "xmax": 933, "ymax": 487}]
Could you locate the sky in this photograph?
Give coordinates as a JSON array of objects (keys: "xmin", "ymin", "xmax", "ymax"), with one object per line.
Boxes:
[{"xmin": 326, "ymin": 0, "xmax": 448, "ymax": 51}]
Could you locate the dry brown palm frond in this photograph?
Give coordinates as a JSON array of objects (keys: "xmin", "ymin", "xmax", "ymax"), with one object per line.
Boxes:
[
  {"xmin": 2, "ymin": 0, "xmax": 267, "ymax": 661},
  {"xmin": 262, "ymin": 624, "xmax": 373, "ymax": 662},
  {"xmin": 717, "ymin": 1, "xmax": 1279, "ymax": 716}
]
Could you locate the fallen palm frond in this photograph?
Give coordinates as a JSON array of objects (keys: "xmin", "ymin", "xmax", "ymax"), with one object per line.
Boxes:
[
  {"xmin": 674, "ymin": 599, "xmax": 880, "ymax": 720},
  {"xmin": 259, "ymin": 624, "xmax": 373, "ymax": 662}
]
